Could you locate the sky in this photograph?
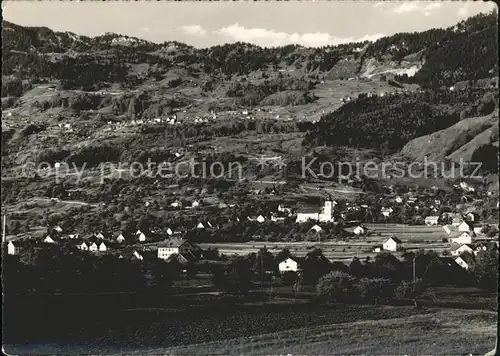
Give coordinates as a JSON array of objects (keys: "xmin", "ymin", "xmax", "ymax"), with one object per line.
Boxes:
[{"xmin": 2, "ymin": 1, "xmax": 497, "ymax": 48}]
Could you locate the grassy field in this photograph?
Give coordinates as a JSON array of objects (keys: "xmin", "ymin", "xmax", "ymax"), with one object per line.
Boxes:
[
  {"xmin": 155, "ymin": 308, "xmax": 497, "ymax": 355},
  {"xmin": 199, "ymin": 223, "xmax": 450, "ymax": 261},
  {"xmin": 7, "ymin": 302, "xmax": 495, "ymax": 355}
]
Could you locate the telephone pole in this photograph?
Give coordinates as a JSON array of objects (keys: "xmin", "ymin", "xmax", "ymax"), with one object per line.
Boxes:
[
  {"xmin": 2, "ymin": 212, "xmax": 6, "ymax": 243},
  {"xmin": 413, "ymin": 256, "xmax": 416, "ymax": 283}
]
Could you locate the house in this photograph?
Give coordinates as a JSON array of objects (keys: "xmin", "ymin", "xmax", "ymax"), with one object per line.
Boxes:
[
  {"xmin": 458, "ymin": 221, "xmax": 474, "ymax": 232},
  {"xmin": 248, "ymin": 215, "xmax": 266, "ymax": 223},
  {"xmin": 136, "ymin": 230, "xmax": 146, "ymax": 242},
  {"xmin": 473, "ymin": 226, "xmax": 483, "ymax": 235},
  {"xmin": 425, "ymin": 216, "xmax": 440, "ymax": 226},
  {"xmin": 116, "ymin": 234, "xmax": 125, "ymax": 243},
  {"xmin": 353, "ymin": 225, "xmax": 367, "ymax": 236},
  {"xmin": 278, "ymin": 258, "xmax": 299, "ymax": 273},
  {"xmin": 373, "ymin": 246, "xmax": 382, "ymax": 253},
  {"xmin": 460, "ymin": 181, "xmax": 475, "ymax": 192},
  {"xmin": 54, "ymin": 225, "xmax": 63, "ymax": 233},
  {"xmin": 78, "ymin": 242, "xmax": 89, "ymax": 251},
  {"xmin": 170, "ymin": 200, "xmax": 182, "ymax": 208},
  {"xmin": 450, "ymin": 244, "xmax": 474, "ymax": 256},
  {"xmin": 381, "ymin": 207, "xmax": 393, "ymax": 218},
  {"xmin": 450, "ymin": 231, "xmax": 475, "ymax": 244},
  {"xmin": 95, "ymin": 232, "xmax": 105, "ymax": 239},
  {"xmin": 89, "ymin": 242, "xmax": 99, "ymax": 252},
  {"xmin": 296, "ymin": 201, "xmax": 336, "ymax": 223},
  {"xmin": 132, "ymin": 250, "xmax": 144, "ymax": 261},
  {"xmin": 157, "ymin": 238, "xmax": 198, "ymax": 260},
  {"xmin": 383, "ymin": 237, "xmax": 402, "ymax": 252},
  {"xmin": 44, "ymin": 235, "xmax": 55, "ymax": 244},
  {"xmin": 443, "ymin": 225, "xmax": 452, "ymax": 235},
  {"xmin": 394, "ymin": 196, "xmax": 403, "ymax": 204},
  {"xmin": 310, "ymin": 224, "xmax": 323, "ymax": 233},
  {"xmin": 271, "ymin": 215, "xmax": 285, "ymax": 222},
  {"xmin": 68, "ymin": 234, "xmax": 79, "ymax": 239},
  {"xmin": 7, "ymin": 241, "xmax": 18, "ymax": 255},
  {"xmin": 191, "ymin": 200, "xmax": 201, "ymax": 208},
  {"xmin": 197, "ymin": 222, "xmax": 205, "ymax": 229},
  {"xmin": 99, "ymin": 242, "xmax": 107, "ymax": 252},
  {"xmin": 454, "ymin": 254, "xmax": 474, "ymax": 270}
]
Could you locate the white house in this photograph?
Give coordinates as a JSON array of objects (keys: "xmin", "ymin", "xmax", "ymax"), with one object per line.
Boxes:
[
  {"xmin": 373, "ymin": 246, "xmax": 382, "ymax": 253},
  {"xmin": 95, "ymin": 232, "xmax": 105, "ymax": 239},
  {"xmin": 78, "ymin": 242, "xmax": 89, "ymax": 251},
  {"xmin": 451, "ymin": 231, "xmax": 475, "ymax": 244},
  {"xmin": 454, "ymin": 256, "xmax": 470, "ymax": 270},
  {"xmin": 44, "ymin": 235, "xmax": 55, "ymax": 244},
  {"xmin": 310, "ymin": 224, "xmax": 323, "ymax": 233},
  {"xmin": 383, "ymin": 237, "xmax": 402, "ymax": 252},
  {"xmin": 157, "ymin": 239, "xmax": 198, "ymax": 260},
  {"xmin": 7, "ymin": 241, "xmax": 18, "ymax": 255},
  {"xmin": 170, "ymin": 200, "xmax": 182, "ymax": 208},
  {"xmin": 451, "ymin": 244, "xmax": 474, "ymax": 256},
  {"xmin": 116, "ymin": 234, "xmax": 125, "ymax": 243},
  {"xmin": 166, "ymin": 228, "xmax": 173, "ymax": 236},
  {"xmin": 89, "ymin": 242, "xmax": 99, "ymax": 252},
  {"xmin": 353, "ymin": 225, "xmax": 367, "ymax": 235},
  {"xmin": 99, "ymin": 242, "xmax": 107, "ymax": 252},
  {"xmin": 473, "ymin": 226, "xmax": 483, "ymax": 235},
  {"xmin": 133, "ymin": 251, "xmax": 144, "ymax": 261},
  {"xmin": 136, "ymin": 230, "xmax": 146, "ymax": 242},
  {"xmin": 381, "ymin": 207, "xmax": 393, "ymax": 218},
  {"xmin": 460, "ymin": 182, "xmax": 475, "ymax": 192},
  {"xmin": 191, "ymin": 200, "xmax": 200, "ymax": 208},
  {"xmin": 278, "ymin": 258, "xmax": 299, "ymax": 273},
  {"xmin": 425, "ymin": 216, "xmax": 440, "ymax": 226},
  {"xmin": 54, "ymin": 225, "xmax": 63, "ymax": 233},
  {"xmin": 296, "ymin": 201, "xmax": 336, "ymax": 223},
  {"xmin": 197, "ymin": 222, "xmax": 205, "ymax": 229},
  {"xmin": 443, "ymin": 225, "xmax": 452, "ymax": 235},
  {"xmin": 394, "ymin": 196, "xmax": 403, "ymax": 204},
  {"xmin": 248, "ymin": 215, "xmax": 265, "ymax": 223},
  {"xmin": 458, "ymin": 221, "xmax": 474, "ymax": 232}
]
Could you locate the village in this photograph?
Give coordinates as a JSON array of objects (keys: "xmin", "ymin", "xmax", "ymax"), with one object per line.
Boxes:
[{"xmin": 5, "ymin": 176, "xmax": 499, "ymax": 276}]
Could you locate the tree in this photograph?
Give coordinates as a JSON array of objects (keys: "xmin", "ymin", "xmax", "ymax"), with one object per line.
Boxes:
[
  {"xmin": 355, "ymin": 277, "xmax": 394, "ymax": 304},
  {"xmin": 473, "ymin": 249, "xmax": 499, "ymax": 291},
  {"xmin": 316, "ymin": 271, "xmax": 357, "ymax": 302}
]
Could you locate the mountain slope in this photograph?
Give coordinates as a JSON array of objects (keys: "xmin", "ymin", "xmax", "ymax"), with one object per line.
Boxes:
[{"xmin": 400, "ymin": 112, "xmax": 499, "ymax": 162}]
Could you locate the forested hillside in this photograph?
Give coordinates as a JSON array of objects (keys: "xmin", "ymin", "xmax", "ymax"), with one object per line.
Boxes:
[{"xmin": 303, "ymin": 87, "xmax": 498, "ymax": 151}]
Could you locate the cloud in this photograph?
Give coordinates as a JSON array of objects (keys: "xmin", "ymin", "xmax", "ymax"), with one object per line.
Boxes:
[
  {"xmin": 214, "ymin": 24, "xmax": 384, "ymax": 47},
  {"xmin": 179, "ymin": 25, "xmax": 206, "ymax": 37},
  {"xmin": 392, "ymin": 3, "xmax": 420, "ymax": 14},
  {"xmin": 392, "ymin": 2, "xmax": 442, "ymax": 16}
]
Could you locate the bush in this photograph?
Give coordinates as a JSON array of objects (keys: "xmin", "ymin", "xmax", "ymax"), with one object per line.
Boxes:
[
  {"xmin": 355, "ymin": 277, "xmax": 394, "ymax": 304},
  {"xmin": 316, "ymin": 271, "xmax": 357, "ymax": 302},
  {"xmin": 394, "ymin": 278, "xmax": 425, "ymax": 299}
]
